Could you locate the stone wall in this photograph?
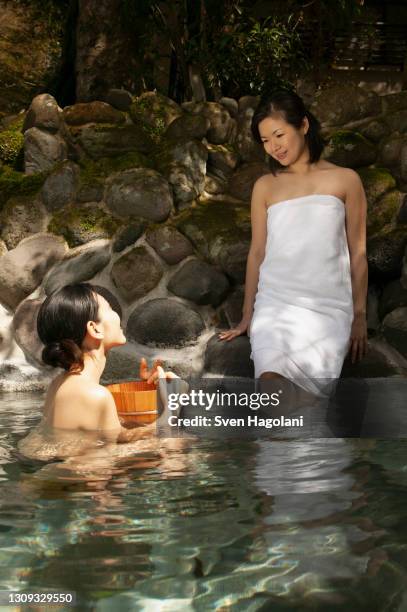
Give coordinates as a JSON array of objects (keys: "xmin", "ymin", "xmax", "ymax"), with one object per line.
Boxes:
[{"xmin": 0, "ymin": 85, "xmax": 406, "ymax": 389}]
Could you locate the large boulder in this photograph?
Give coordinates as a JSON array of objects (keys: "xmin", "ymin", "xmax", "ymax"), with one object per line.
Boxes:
[
  {"xmin": 0, "ymin": 233, "xmax": 67, "ymax": 309},
  {"xmin": 176, "ymin": 101, "xmax": 236, "ymax": 145},
  {"xmin": 0, "ymin": 194, "xmax": 48, "ymax": 249},
  {"xmin": 126, "ymin": 298, "xmax": 205, "ymax": 347},
  {"xmin": 367, "ymin": 190, "xmax": 403, "ymax": 237},
  {"xmin": 110, "ymin": 245, "xmax": 163, "ymax": 302},
  {"xmin": 43, "ymin": 239, "xmax": 111, "ymax": 295},
  {"xmin": 310, "ymin": 84, "xmax": 381, "ymax": 127},
  {"xmin": 167, "ymin": 258, "xmax": 230, "ymax": 306},
  {"xmin": 176, "ymin": 199, "xmax": 251, "ymax": 283},
  {"xmin": 323, "ymin": 130, "xmax": 376, "ymax": 168},
  {"xmin": 378, "ymin": 134, "xmax": 405, "ymax": 169},
  {"xmin": 204, "ymin": 334, "xmax": 254, "ymax": 377},
  {"xmin": 145, "ymin": 225, "xmax": 193, "ymax": 264},
  {"xmin": 112, "ymin": 219, "xmax": 146, "ymax": 253},
  {"xmin": 48, "ymin": 203, "xmax": 122, "ymax": 247},
  {"xmin": 340, "ymin": 337, "xmax": 407, "ymax": 377},
  {"xmin": 103, "ymin": 88, "xmax": 133, "ymax": 112},
  {"xmin": 63, "ymin": 101, "xmax": 125, "ymax": 126},
  {"xmin": 105, "ymin": 168, "xmax": 172, "ymax": 222},
  {"xmin": 155, "ymin": 139, "xmax": 208, "ymax": 209},
  {"xmin": 217, "ymin": 286, "xmax": 244, "ymax": 328},
  {"xmin": 24, "ymin": 127, "xmax": 67, "ymax": 174},
  {"xmin": 41, "ymin": 161, "xmax": 80, "ymax": 212},
  {"xmin": 12, "ymin": 297, "xmax": 43, "ymax": 365},
  {"xmin": 234, "ymin": 105, "xmax": 264, "ymax": 162},
  {"xmin": 130, "ymin": 92, "xmax": 183, "ymax": 135},
  {"xmin": 206, "ymin": 143, "xmax": 239, "ymax": 182},
  {"xmin": 165, "ymin": 113, "xmax": 209, "ymax": 142},
  {"xmin": 23, "ymin": 94, "xmax": 61, "ymax": 133},
  {"xmin": 69, "ymin": 124, "xmax": 155, "ymax": 159},
  {"xmin": 357, "ymin": 167, "xmax": 396, "ymax": 204},
  {"xmin": 228, "ymin": 161, "xmax": 269, "ymax": 202},
  {"xmin": 378, "ymin": 279, "xmax": 407, "ymax": 320},
  {"xmin": 381, "ymin": 307, "xmax": 407, "ymax": 359},
  {"xmin": 367, "ymin": 228, "xmax": 407, "ymax": 280}
]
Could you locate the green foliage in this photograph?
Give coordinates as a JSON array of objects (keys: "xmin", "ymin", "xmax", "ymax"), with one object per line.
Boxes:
[{"xmin": 187, "ymin": 14, "xmax": 308, "ymax": 96}]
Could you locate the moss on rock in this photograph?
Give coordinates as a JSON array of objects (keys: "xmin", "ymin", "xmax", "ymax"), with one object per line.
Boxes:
[
  {"xmin": 357, "ymin": 167, "xmax": 396, "ymax": 204},
  {"xmin": 0, "ymin": 165, "xmax": 45, "ymax": 211},
  {"xmin": 48, "ymin": 204, "xmax": 123, "ymax": 247},
  {"xmin": 0, "ymin": 115, "xmax": 25, "ymax": 166}
]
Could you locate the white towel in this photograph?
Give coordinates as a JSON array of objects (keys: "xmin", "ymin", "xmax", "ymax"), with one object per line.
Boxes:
[{"xmin": 250, "ymin": 194, "xmax": 354, "ymax": 397}]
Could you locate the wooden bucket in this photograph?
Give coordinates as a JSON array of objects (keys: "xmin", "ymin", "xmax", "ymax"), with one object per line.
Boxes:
[{"xmin": 106, "ymin": 381, "xmax": 158, "ymax": 425}]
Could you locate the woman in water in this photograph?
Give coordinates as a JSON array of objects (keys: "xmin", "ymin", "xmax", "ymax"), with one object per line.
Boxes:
[
  {"xmin": 18, "ymin": 282, "xmax": 181, "ymax": 461},
  {"xmin": 218, "ymin": 89, "xmax": 368, "ymax": 399}
]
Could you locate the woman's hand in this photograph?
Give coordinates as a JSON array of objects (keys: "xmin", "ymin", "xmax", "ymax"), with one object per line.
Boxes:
[
  {"xmin": 139, "ymin": 357, "xmax": 163, "ymax": 384},
  {"xmin": 349, "ymin": 313, "xmax": 368, "ymax": 364},
  {"xmin": 218, "ymin": 318, "xmax": 251, "ymax": 342}
]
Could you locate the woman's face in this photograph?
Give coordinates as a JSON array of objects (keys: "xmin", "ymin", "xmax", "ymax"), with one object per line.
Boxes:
[
  {"xmin": 94, "ymin": 293, "xmax": 126, "ymax": 349},
  {"xmin": 258, "ymin": 113, "xmax": 308, "ymax": 167}
]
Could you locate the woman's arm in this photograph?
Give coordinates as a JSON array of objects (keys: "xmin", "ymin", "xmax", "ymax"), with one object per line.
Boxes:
[
  {"xmin": 218, "ymin": 176, "xmax": 268, "ymax": 341},
  {"xmin": 344, "ymin": 170, "xmax": 368, "ymax": 315},
  {"xmin": 97, "ymin": 387, "xmax": 155, "ymax": 443},
  {"xmin": 344, "ymin": 169, "xmax": 369, "ymax": 362}
]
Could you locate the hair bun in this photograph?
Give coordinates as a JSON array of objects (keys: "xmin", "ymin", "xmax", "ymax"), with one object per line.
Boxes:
[{"xmin": 41, "ymin": 338, "xmax": 84, "ymax": 372}]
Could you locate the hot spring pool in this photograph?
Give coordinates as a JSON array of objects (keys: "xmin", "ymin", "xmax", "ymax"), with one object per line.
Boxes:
[{"xmin": 1, "ymin": 389, "xmax": 407, "ymax": 610}]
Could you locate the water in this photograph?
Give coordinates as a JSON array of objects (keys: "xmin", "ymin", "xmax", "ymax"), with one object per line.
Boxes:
[{"xmin": 1, "ymin": 390, "xmax": 407, "ymax": 610}]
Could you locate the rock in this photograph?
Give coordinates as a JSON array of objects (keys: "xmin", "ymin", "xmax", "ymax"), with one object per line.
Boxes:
[
  {"xmin": 323, "ymin": 130, "xmax": 376, "ymax": 168},
  {"xmin": 90, "ymin": 284, "xmax": 122, "ymax": 319},
  {"xmin": 167, "ymin": 258, "xmax": 230, "ymax": 306},
  {"xmin": 204, "ymin": 334, "xmax": 254, "ymax": 377},
  {"xmin": 110, "ymin": 245, "xmax": 163, "ymax": 302},
  {"xmin": 0, "ymin": 194, "xmax": 48, "ymax": 249},
  {"xmin": 182, "ymin": 101, "xmax": 236, "ymax": 144},
  {"xmin": 235, "ymin": 106, "xmax": 265, "ymax": 162},
  {"xmin": 310, "ymin": 84, "xmax": 380, "ymax": 127},
  {"xmin": 381, "ymin": 91, "xmax": 407, "ymax": 114},
  {"xmin": 384, "ymin": 109, "xmax": 407, "ymax": 133},
  {"xmin": 12, "ymin": 297, "xmax": 43, "ymax": 364},
  {"xmin": 238, "ymin": 95, "xmax": 260, "ymax": 114},
  {"xmin": 112, "ymin": 219, "xmax": 146, "ymax": 253},
  {"xmin": 340, "ymin": 337, "xmax": 407, "ymax": 377},
  {"xmin": 0, "ymin": 2, "xmax": 64, "ymax": 115},
  {"xmin": 400, "ymin": 142, "xmax": 407, "ymax": 183},
  {"xmin": 0, "ymin": 233, "xmax": 67, "ymax": 309},
  {"xmin": 219, "ymin": 97, "xmax": 239, "ymax": 119},
  {"xmin": 103, "ymin": 88, "xmax": 133, "ymax": 111},
  {"xmin": 204, "ymin": 173, "xmax": 228, "ymax": 195},
  {"xmin": 48, "ymin": 203, "xmax": 122, "ymax": 247},
  {"xmin": 145, "ymin": 225, "xmax": 193, "ymax": 264},
  {"xmin": 367, "ymin": 190, "xmax": 403, "ymax": 237},
  {"xmin": 0, "ymin": 118, "xmax": 24, "ymax": 165},
  {"xmin": 358, "ymin": 167, "xmax": 397, "ymax": 204},
  {"xmin": 360, "ymin": 119, "xmax": 388, "ymax": 143},
  {"xmin": 24, "ymin": 127, "xmax": 67, "ymax": 174},
  {"xmin": 41, "ymin": 161, "xmax": 80, "ymax": 211},
  {"xmin": 378, "ymin": 279, "xmax": 407, "ymax": 320},
  {"xmin": 398, "ymin": 195, "xmax": 407, "ymax": 224},
  {"xmin": 402, "ymin": 245, "xmax": 407, "ymax": 289},
  {"xmin": 130, "ymin": 91, "xmax": 183, "ymax": 134},
  {"xmin": 217, "ymin": 286, "xmax": 244, "ymax": 328},
  {"xmin": 378, "ymin": 134, "xmax": 405, "ymax": 168},
  {"xmin": 367, "ymin": 228, "xmax": 407, "ymax": 280},
  {"xmin": 176, "ymin": 199, "xmax": 251, "ymax": 283},
  {"xmin": 63, "ymin": 101, "xmax": 125, "ymax": 126},
  {"xmin": 105, "ymin": 168, "xmax": 172, "ymax": 222},
  {"xmin": 23, "ymin": 94, "xmax": 61, "ymax": 133},
  {"xmin": 206, "ymin": 143, "xmax": 239, "ymax": 182},
  {"xmin": 0, "ymin": 240, "xmax": 6, "ymax": 256},
  {"xmin": 381, "ymin": 307, "xmax": 407, "ymax": 358},
  {"xmin": 43, "ymin": 239, "xmax": 111, "ymax": 295},
  {"xmin": 127, "ymin": 298, "xmax": 205, "ymax": 347},
  {"xmin": 164, "ymin": 112, "xmax": 209, "ymax": 142},
  {"xmin": 367, "ymin": 285, "xmax": 380, "ymax": 331},
  {"xmin": 71, "ymin": 124, "xmax": 155, "ymax": 159},
  {"xmin": 228, "ymin": 161, "xmax": 269, "ymax": 201},
  {"xmin": 155, "ymin": 139, "xmax": 208, "ymax": 208}
]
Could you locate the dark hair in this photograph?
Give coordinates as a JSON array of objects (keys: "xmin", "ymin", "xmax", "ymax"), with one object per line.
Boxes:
[
  {"xmin": 37, "ymin": 283, "xmax": 100, "ymax": 373},
  {"xmin": 251, "ymin": 88, "xmax": 326, "ymax": 175}
]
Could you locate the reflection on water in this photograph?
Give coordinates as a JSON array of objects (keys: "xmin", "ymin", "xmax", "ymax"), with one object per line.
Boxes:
[{"xmin": 1, "ymin": 390, "xmax": 407, "ymax": 610}]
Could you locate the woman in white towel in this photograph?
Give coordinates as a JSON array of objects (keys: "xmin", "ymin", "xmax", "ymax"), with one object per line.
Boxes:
[{"xmin": 218, "ymin": 89, "xmax": 368, "ymax": 398}]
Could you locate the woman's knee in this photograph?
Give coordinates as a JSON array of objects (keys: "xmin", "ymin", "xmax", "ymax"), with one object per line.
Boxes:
[{"xmin": 259, "ymin": 371, "xmax": 285, "ymax": 380}]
